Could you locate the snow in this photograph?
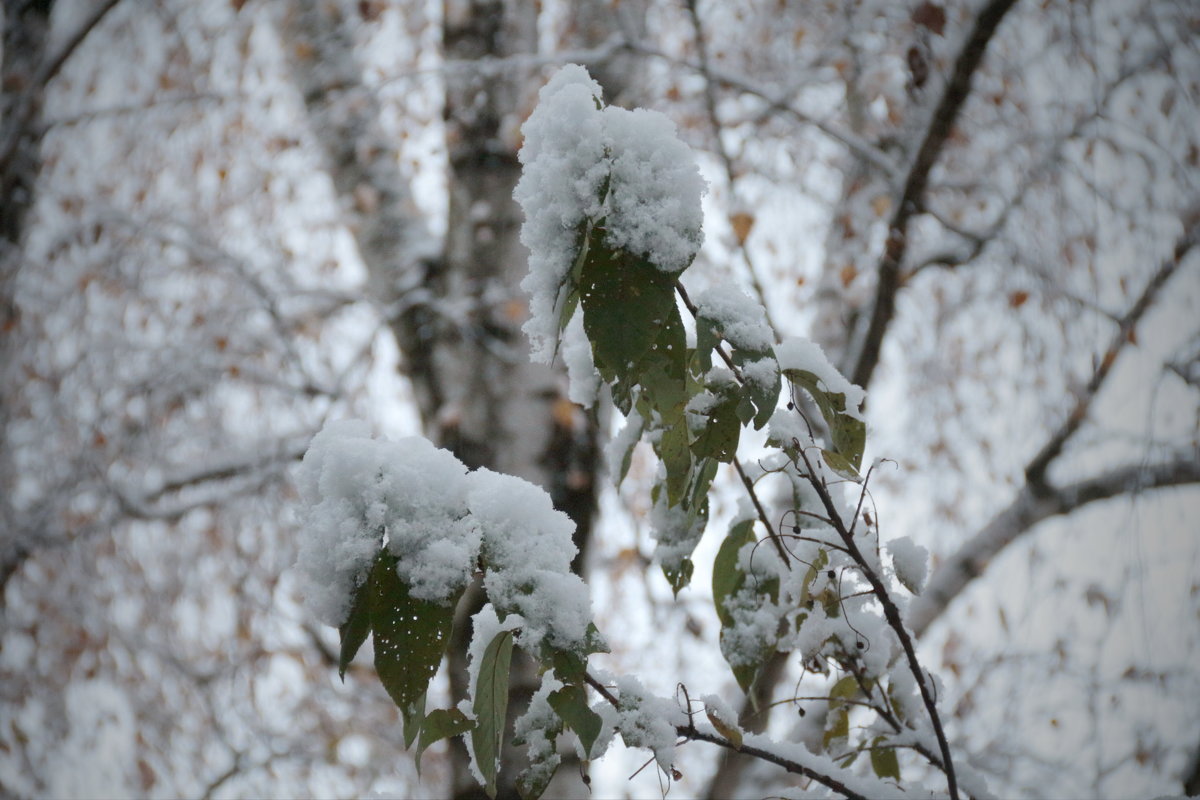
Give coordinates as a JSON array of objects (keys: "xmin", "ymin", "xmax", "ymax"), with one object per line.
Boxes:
[
  {"xmin": 888, "ymin": 536, "xmax": 929, "ymax": 595},
  {"xmin": 600, "ymin": 105, "xmax": 706, "ymax": 273},
  {"xmin": 468, "ymin": 468, "xmax": 594, "ymax": 653},
  {"xmin": 614, "ymin": 675, "xmax": 685, "ymax": 772},
  {"xmin": 512, "ymin": 670, "xmax": 565, "ymax": 786},
  {"xmin": 694, "ymin": 279, "xmax": 775, "ymax": 353},
  {"xmin": 295, "ymin": 420, "xmax": 481, "ymax": 625},
  {"xmin": 296, "ymin": 423, "xmax": 595, "ymax": 655},
  {"xmin": 562, "ymin": 311, "xmax": 599, "ymax": 407},
  {"xmin": 514, "ymin": 65, "xmax": 608, "ymax": 363},
  {"xmin": 515, "ymin": 64, "xmax": 705, "ymax": 362},
  {"xmin": 775, "ymin": 336, "xmax": 866, "ymax": 421}
]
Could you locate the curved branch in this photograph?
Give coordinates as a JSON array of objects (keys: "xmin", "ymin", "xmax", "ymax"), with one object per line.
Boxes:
[
  {"xmin": 911, "ymin": 453, "xmax": 1200, "ymax": 637},
  {"xmin": 848, "ymin": 0, "xmax": 1020, "ymax": 390}
]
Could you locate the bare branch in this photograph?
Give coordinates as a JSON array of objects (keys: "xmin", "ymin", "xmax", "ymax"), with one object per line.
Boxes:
[
  {"xmin": 911, "ymin": 452, "xmax": 1200, "ymax": 637},
  {"xmin": 1025, "ymin": 220, "xmax": 1199, "ymax": 488},
  {"xmin": 848, "ymin": 0, "xmax": 1020, "ymax": 390}
]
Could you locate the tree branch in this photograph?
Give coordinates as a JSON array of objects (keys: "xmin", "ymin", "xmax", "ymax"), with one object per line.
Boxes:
[
  {"xmin": 911, "ymin": 452, "xmax": 1200, "ymax": 637},
  {"xmin": 848, "ymin": 0, "xmax": 1020, "ymax": 390},
  {"xmin": 1025, "ymin": 220, "xmax": 1199, "ymax": 488}
]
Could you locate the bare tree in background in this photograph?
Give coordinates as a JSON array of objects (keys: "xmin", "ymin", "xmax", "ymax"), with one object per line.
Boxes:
[{"xmin": 1, "ymin": 1, "xmax": 1197, "ymax": 798}]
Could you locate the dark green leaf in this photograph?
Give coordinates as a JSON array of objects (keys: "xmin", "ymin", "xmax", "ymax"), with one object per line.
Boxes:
[
  {"xmin": 662, "ymin": 557, "xmax": 694, "ymax": 596},
  {"xmin": 659, "ymin": 421, "xmax": 692, "ymax": 508},
  {"xmin": 402, "ymin": 690, "xmax": 425, "ymax": 750},
  {"xmin": 415, "ymin": 707, "xmax": 474, "ymax": 774},
  {"xmin": 369, "ymin": 553, "xmax": 456, "ymax": 717},
  {"xmin": 579, "ymin": 230, "xmax": 678, "ymax": 388},
  {"xmin": 472, "ymin": 630, "xmax": 515, "ymax": 798},
  {"xmin": 549, "ymin": 683, "xmax": 603, "ymax": 758},
  {"xmin": 689, "ymin": 393, "xmax": 741, "ymax": 463},
  {"xmin": 338, "ymin": 574, "xmax": 373, "ymax": 681},
  {"xmin": 733, "ymin": 352, "xmax": 780, "ymax": 430}
]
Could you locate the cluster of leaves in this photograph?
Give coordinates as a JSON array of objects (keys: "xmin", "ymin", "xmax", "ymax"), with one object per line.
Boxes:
[{"xmin": 312, "ymin": 72, "xmax": 957, "ymax": 800}]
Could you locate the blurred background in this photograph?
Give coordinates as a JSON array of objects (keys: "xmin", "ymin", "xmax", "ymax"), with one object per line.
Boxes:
[{"xmin": 1, "ymin": 0, "xmax": 1197, "ymax": 797}]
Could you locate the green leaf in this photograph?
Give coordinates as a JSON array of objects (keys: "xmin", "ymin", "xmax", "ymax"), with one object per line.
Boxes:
[
  {"xmin": 338, "ymin": 574, "xmax": 373, "ymax": 681},
  {"xmin": 659, "ymin": 420, "xmax": 692, "ymax": 508},
  {"xmin": 821, "ymin": 449, "xmax": 862, "ymax": 482},
  {"xmin": 579, "ymin": 230, "xmax": 679, "ymax": 388},
  {"xmin": 369, "ymin": 553, "xmax": 456, "ymax": 718},
  {"xmin": 472, "ymin": 630, "xmax": 515, "ymax": 798},
  {"xmin": 663, "ymin": 557, "xmax": 695, "ymax": 597},
  {"xmin": 782, "ymin": 368, "xmax": 866, "ymax": 471},
  {"xmin": 549, "ymin": 683, "xmax": 603, "ymax": 758},
  {"xmin": 689, "ymin": 393, "xmax": 741, "ymax": 463},
  {"xmin": 829, "ymin": 675, "xmax": 858, "ymax": 704},
  {"xmin": 871, "ymin": 743, "xmax": 901, "ymax": 781},
  {"xmin": 823, "ymin": 706, "xmax": 849, "ymax": 749},
  {"xmin": 732, "ymin": 351, "xmax": 780, "ymax": 431},
  {"xmin": 713, "ymin": 519, "xmax": 755, "ymax": 628},
  {"xmin": 402, "ymin": 690, "xmax": 426, "ymax": 750},
  {"xmin": 415, "ymin": 707, "xmax": 474, "ymax": 775}
]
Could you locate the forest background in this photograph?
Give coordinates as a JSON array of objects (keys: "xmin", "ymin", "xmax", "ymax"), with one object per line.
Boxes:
[{"xmin": 1, "ymin": 0, "xmax": 1198, "ymax": 798}]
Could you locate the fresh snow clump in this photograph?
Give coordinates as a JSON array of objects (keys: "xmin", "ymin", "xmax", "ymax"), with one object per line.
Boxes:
[
  {"xmin": 514, "ymin": 65, "xmax": 608, "ymax": 363},
  {"xmin": 888, "ymin": 536, "xmax": 929, "ymax": 595},
  {"xmin": 775, "ymin": 336, "xmax": 866, "ymax": 421},
  {"xmin": 515, "ymin": 64, "xmax": 705, "ymax": 362},
  {"xmin": 295, "ymin": 421, "xmax": 481, "ymax": 623},
  {"xmin": 467, "ymin": 468, "xmax": 594, "ymax": 652},
  {"xmin": 601, "ymin": 105, "xmax": 705, "ymax": 273},
  {"xmin": 695, "ymin": 279, "xmax": 774, "ymax": 353}
]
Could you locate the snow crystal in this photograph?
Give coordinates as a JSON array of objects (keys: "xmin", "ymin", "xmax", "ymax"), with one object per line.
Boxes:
[
  {"xmin": 468, "ymin": 468, "xmax": 593, "ymax": 653},
  {"xmin": 601, "ymin": 105, "xmax": 705, "ymax": 273},
  {"xmin": 614, "ymin": 675, "xmax": 684, "ymax": 771},
  {"xmin": 515, "ymin": 64, "xmax": 705, "ymax": 362},
  {"xmin": 648, "ymin": 488, "xmax": 707, "ymax": 581},
  {"xmin": 513, "ymin": 671, "xmax": 565, "ymax": 785},
  {"xmin": 888, "ymin": 536, "xmax": 929, "ymax": 595},
  {"xmin": 562, "ymin": 311, "xmax": 599, "ymax": 407},
  {"xmin": 775, "ymin": 336, "xmax": 866, "ymax": 421},
  {"xmin": 295, "ymin": 420, "xmax": 481, "ymax": 626},
  {"xmin": 515, "ymin": 65, "xmax": 609, "ymax": 363},
  {"xmin": 695, "ymin": 279, "xmax": 775, "ymax": 353}
]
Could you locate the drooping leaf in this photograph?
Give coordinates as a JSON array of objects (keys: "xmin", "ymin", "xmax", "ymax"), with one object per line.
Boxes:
[
  {"xmin": 579, "ymin": 229, "xmax": 679, "ymax": 388},
  {"xmin": 782, "ymin": 368, "xmax": 866, "ymax": 471},
  {"xmin": 369, "ymin": 553, "xmax": 456, "ymax": 719},
  {"xmin": 871, "ymin": 742, "xmax": 902, "ymax": 781},
  {"xmin": 402, "ymin": 690, "xmax": 426, "ymax": 750},
  {"xmin": 705, "ymin": 707, "xmax": 743, "ymax": 750},
  {"xmin": 713, "ymin": 519, "xmax": 756, "ymax": 628},
  {"xmin": 662, "ymin": 557, "xmax": 695, "ymax": 597},
  {"xmin": 472, "ymin": 630, "xmax": 515, "ymax": 798},
  {"xmin": 732, "ymin": 350, "xmax": 780, "ymax": 431},
  {"xmin": 829, "ymin": 675, "xmax": 858, "ymax": 704},
  {"xmin": 338, "ymin": 574, "xmax": 374, "ymax": 681},
  {"xmin": 517, "ymin": 759, "xmax": 560, "ymax": 800},
  {"xmin": 658, "ymin": 420, "xmax": 692, "ymax": 508},
  {"xmin": 549, "ymin": 683, "xmax": 603, "ymax": 758},
  {"xmin": 823, "ymin": 706, "xmax": 849, "ymax": 749},
  {"xmin": 689, "ymin": 392, "xmax": 741, "ymax": 463},
  {"xmin": 415, "ymin": 707, "xmax": 474, "ymax": 775},
  {"xmin": 821, "ymin": 448, "xmax": 862, "ymax": 482}
]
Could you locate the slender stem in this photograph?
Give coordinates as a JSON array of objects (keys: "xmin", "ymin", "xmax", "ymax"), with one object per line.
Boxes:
[
  {"xmin": 585, "ymin": 671, "xmax": 868, "ymax": 800},
  {"xmin": 792, "ymin": 445, "xmax": 959, "ymax": 800}
]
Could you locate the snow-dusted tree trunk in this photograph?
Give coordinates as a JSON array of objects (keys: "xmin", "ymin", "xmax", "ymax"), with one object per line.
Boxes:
[{"xmin": 282, "ymin": 2, "xmax": 643, "ymax": 795}]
